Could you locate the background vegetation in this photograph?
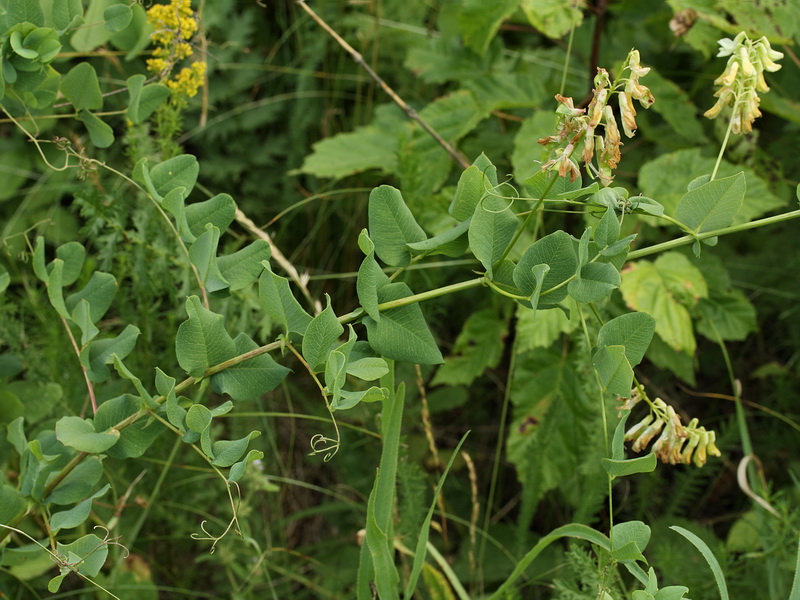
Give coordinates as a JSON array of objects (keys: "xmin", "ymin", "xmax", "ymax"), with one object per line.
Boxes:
[{"xmin": 1, "ymin": 0, "xmax": 799, "ymax": 598}]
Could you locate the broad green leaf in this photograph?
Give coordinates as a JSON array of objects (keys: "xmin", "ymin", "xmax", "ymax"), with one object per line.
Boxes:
[
  {"xmin": 357, "ymin": 230, "xmax": 389, "ymax": 322},
  {"xmin": 368, "ymin": 185, "xmax": 427, "ymax": 267},
  {"xmin": 126, "ymin": 74, "xmax": 170, "ymax": 123},
  {"xmin": 610, "ymin": 410, "xmax": 632, "ymax": 461},
  {"xmin": 55, "ymin": 416, "xmax": 120, "ymax": 453},
  {"xmin": 162, "ymin": 187, "xmax": 194, "ymax": 242},
  {"xmin": 363, "ymin": 282, "xmax": 443, "ymax": 365},
  {"xmin": 450, "ymin": 158, "xmax": 497, "ymax": 221},
  {"xmin": 84, "ymin": 325, "xmax": 141, "ymax": 382},
  {"xmin": 568, "ymin": 262, "xmax": 621, "ymax": 303},
  {"xmin": 212, "ymin": 431, "xmax": 260, "ymax": 467},
  {"xmin": 675, "ymin": 172, "xmax": 746, "ymax": 234},
  {"xmin": 65, "ymin": 271, "xmax": 117, "ymax": 323},
  {"xmin": 76, "ymin": 110, "xmax": 114, "ymax": 148},
  {"xmin": 185, "ymin": 193, "xmax": 236, "ymax": 237},
  {"xmin": 469, "ymin": 195, "xmax": 518, "ymax": 278},
  {"xmin": 71, "ymin": 299, "xmax": 98, "ymax": 346},
  {"xmin": 506, "ymin": 348, "xmax": 599, "ymax": 532},
  {"xmin": 596, "ymin": 313, "xmax": 656, "ymax": 368},
  {"xmin": 111, "ymin": 355, "xmax": 154, "ymax": 408},
  {"xmin": 595, "ymin": 207, "xmax": 620, "ymax": 248},
  {"xmin": 150, "ymin": 154, "xmax": 199, "ymax": 198},
  {"xmin": 515, "ymin": 230, "xmax": 577, "ymax": 305},
  {"xmin": 612, "ymin": 521, "xmax": 651, "ymax": 557},
  {"xmin": 639, "ymin": 149, "xmax": 783, "ymax": 223},
  {"xmin": 524, "ymin": 170, "xmax": 581, "ymax": 199},
  {"xmin": 671, "ymin": 526, "xmax": 729, "ymax": 600},
  {"xmin": 94, "ymin": 394, "xmax": 163, "ymax": 459},
  {"xmin": 258, "ymin": 262, "xmax": 313, "ymax": 337},
  {"xmin": 9, "ymin": 0, "xmax": 44, "ymax": 27},
  {"xmin": 210, "ymin": 333, "xmax": 290, "ymax": 401},
  {"xmin": 520, "ymin": 0, "xmax": 583, "ymax": 39},
  {"xmin": 132, "ymin": 157, "xmax": 159, "ymax": 200},
  {"xmin": 71, "ymin": 0, "xmax": 115, "ymax": 51},
  {"xmin": 331, "ymin": 386, "xmax": 389, "ymax": 410},
  {"xmin": 347, "ymin": 357, "xmax": 390, "ymax": 381},
  {"xmin": 697, "ymin": 289, "xmax": 757, "ymax": 342},
  {"xmin": 406, "ymin": 219, "xmax": 470, "ymax": 258},
  {"xmin": 0, "ymin": 484, "xmax": 26, "ymax": 523},
  {"xmin": 50, "ymin": 485, "xmax": 110, "ymax": 533},
  {"xmin": 592, "ymin": 345, "xmax": 634, "ymax": 398},
  {"xmin": 175, "ymin": 295, "xmax": 236, "ymax": 377},
  {"xmin": 602, "ymin": 453, "xmax": 658, "ymax": 478},
  {"xmin": 294, "ymin": 104, "xmax": 403, "ymax": 179},
  {"xmin": 302, "ymin": 295, "xmax": 344, "ymax": 371},
  {"xmin": 189, "ymin": 224, "xmax": 230, "ymax": 295},
  {"xmin": 228, "ymin": 449, "xmax": 264, "ymax": 483},
  {"xmin": 53, "ymin": 0, "xmax": 84, "ymax": 32},
  {"xmin": 458, "ymin": 0, "xmax": 520, "ymax": 55},
  {"xmin": 620, "ymin": 253, "xmax": 707, "ymax": 354},
  {"xmin": 186, "ymin": 404, "xmax": 212, "ymax": 435},
  {"xmin": 55, "ymin": 241, "xmax": 86, "ymax": 286},
  {"xmin": 324, "ymin": 327, "xmax": 357, "ymax": 405},
  {"xmin": 103, "ymin": 3, "xmax": 132, "ymax": 31},
  {"xmin": 656, "ymin": 588, "xmax": 690, "ymax": 600},
  {"xmin": 60, "ymin": 63, "xmax": 102, "ymax": 110},
  {"xmin": 465, "ymin": 72, "xmax": 546, "ymax": 113},
  {"xmin": 46, "ymin": 259, "xmax": 69, "ymax": 317},
  {"xmin": 56, "ymin": 533, "xmax": 108, "ymax": 576},
  {"xmin": 432, "ymin": 308, "xmax": 507, "ymax": 386},
  {"xmin": 217, "ymin": 240, "xmax": 271, "ymax": 291}
]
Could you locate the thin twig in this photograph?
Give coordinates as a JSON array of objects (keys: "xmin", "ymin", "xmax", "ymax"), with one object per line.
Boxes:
[
  {"xmin": 233, "ymin": 208, "xmax": 322, "ymax": 314},
  {"xmin": 294, "ymin": 0, "xmax": 470, "ymax": 169}
]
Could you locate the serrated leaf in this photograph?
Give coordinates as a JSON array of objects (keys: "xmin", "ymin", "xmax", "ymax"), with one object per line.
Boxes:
[
  {"xmin": 185, "ymin": 193, "xmax": 236, "ymax": 238},
  {"xmin": 150, "ymin": 154, "xmax": 199, "ymax": 198},
  {"xmin": 217, "ymin": 240, "xmax": 271, "ymax": 291},
  {"xmin": 60, "ymin": 63, "xmax": 102, "ymax": 110},
  {"xmin": 55, "ymin": 416, "xmax": 120, "ymax": 453},
  {"xmin": 696, "ymin": 289, "xmax": 756, "ymax": 342},
  {"xmin": 458, "ymin": 0, "xmax": 520, "ymax": 55},
  {"xmin": 94, "ymin": 394, "xmax": 163, "ymax": 458},
  {"xmin": 363, "ymin": 282, "xmax": 443, "ymax": 365},
  {"xmin": 76, "ymin": 110, "xmax": 114, "ymax": 148},
  {"xmin": 258, "ymin": 262, "xmax": 312, "ymax": 337},
  {"xmin": 368, "ymin": 185, "xmax": 427, "ymax": 267},
  {"xmin": 620, "ymin": 253, "xmax": 706, "ymax": 354},
  {"xmin": 175, "ymin": 295, "xmax": 236, "ymax": 377},
  {"xmin": 302, "ymin": 295, "xmax": 344, "ymax": 371},
  {"xmin": 210, "ymin": 333, "xmax": 290, "ymax": 401},
  {"xmin": 675, "ymin": 172, "xmax": 746, "ymax": 234},
  {"xmin": 469, "ymin": 195, "xmax": 518, "ymax": 278},
  {"xmin": 592, "ymin": 345, "xmax": 634, "ymax": 397},
  {"xmin": 520, "ymin": 0, "xmax": 583, "ymax": 39},
  {"xmin": 65, "ymin": 271, "xmax": 117, "ymax": 323},
  {"xmin": 596, "ymin": 312, "xmax": 656, "ymax": 368}
]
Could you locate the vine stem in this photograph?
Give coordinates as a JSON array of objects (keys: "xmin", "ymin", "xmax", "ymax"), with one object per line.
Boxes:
[
  {"xmin": 294, "ymin": 0, "xmax": 470, "ymax": 169},
  {"xmin": 59, "ymin": 316, "xmax": 98, "ymax": 415}
]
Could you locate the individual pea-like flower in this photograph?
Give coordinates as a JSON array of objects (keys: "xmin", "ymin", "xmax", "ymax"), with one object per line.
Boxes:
[{"xmin": 705, "ymin": 32, "xmax": 783, "ymax": 134}]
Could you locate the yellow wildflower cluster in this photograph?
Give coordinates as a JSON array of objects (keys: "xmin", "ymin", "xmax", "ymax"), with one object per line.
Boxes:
[
  {"xmin": 705, "ymin": 32, "xmax": 783, "ymax": 134},
  {"xmin": 537, "ymin": 50, "xmax": 654, "ymax": 186},
  {"xmin": 167, "ymin": 62, "xmax": 206, "ymax": 98},
  {"xmin": 145, "ymin": 0, "xmax": 205, "ymax": 102}
]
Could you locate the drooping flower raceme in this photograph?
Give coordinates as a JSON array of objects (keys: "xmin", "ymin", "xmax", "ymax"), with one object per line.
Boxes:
[{"xmin": 705, "ymin": 32, "xmax": 783, "ymax": 134}]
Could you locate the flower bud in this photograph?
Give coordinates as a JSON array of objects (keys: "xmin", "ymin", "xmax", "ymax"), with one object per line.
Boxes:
[
  {"xmin": 618, "ymin": 92, "xmax": 638, "ymax": 137},
  {"xmin": 693, "ymin": 429, "xmax": 710, "ymax": 467},
  {"xmin": 632, "ymin": 417, "xmax": 664, "ymax": 453}
]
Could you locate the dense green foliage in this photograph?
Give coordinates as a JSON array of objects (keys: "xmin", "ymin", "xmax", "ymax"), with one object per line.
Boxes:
[{"xmin": 1, "ymin": 0, "xmax": 800, "ymax": 598}]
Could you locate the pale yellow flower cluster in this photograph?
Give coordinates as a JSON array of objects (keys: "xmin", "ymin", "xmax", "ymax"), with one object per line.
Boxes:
[
  {"xmin": 705, "ymin": 32, "xmax": 783, "ymax": 134},
  {"xmin": 146, "ymin": 0, "xmax": 205, "ymax": 100},
  {"xmin": 538, "ymin": 50, "xmax": 654, "ymax": 186},
  {"xmin": 621, "ymin": 392, "xmax": 721, "ymax": 467}
]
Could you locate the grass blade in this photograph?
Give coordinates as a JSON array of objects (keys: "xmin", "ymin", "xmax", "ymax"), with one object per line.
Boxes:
[{"xmin": 670, "ymin": 525, "xmax": 728, "ymax": 600}]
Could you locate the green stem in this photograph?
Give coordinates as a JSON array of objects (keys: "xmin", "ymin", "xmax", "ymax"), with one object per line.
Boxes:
[
  {"xmin": 628, "ymin": 209, "xmax": 800, "ymax": 260},
  {"xmin": 559, "ymin": 27, "xmax": 575, "ymax": 96},
  {"xmin": 711, "ymin": 100, "xmax": 737, "ymax": 181}
]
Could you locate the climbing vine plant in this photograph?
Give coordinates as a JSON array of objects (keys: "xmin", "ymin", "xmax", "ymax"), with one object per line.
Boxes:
[{"xmin": 1, "ymin": 0, "xmax": 800, "ymax": 598}]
